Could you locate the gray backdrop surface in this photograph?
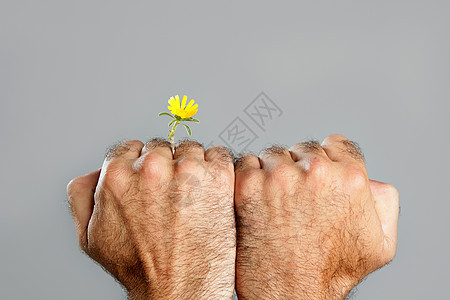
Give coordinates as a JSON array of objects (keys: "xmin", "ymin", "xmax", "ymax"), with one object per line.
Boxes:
[{"xmin": 1, "ymin": 1, "xmax": 449, "ymax": 299}]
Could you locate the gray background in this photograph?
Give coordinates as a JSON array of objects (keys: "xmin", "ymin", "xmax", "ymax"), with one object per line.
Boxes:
[{"xmin": 1, "ymin": 1, "xmax": 449, "ymax": 299}]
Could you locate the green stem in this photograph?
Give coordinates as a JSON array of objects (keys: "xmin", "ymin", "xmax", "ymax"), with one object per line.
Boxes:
[{"xmin": 168, "ymin": 121, "xmax": 179, "ymax": 154}]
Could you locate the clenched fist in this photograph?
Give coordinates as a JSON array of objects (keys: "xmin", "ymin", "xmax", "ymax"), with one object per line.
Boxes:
[
  {"xmin": 234, "ymin": 134, "xmax": 399, "ymax": 299},
  {"xmin": 67, "ymin": 139, "xmax": 236, "ymax": 299}
]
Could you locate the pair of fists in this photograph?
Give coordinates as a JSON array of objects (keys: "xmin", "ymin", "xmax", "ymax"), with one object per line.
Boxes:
[{"xmin": 67, "ymin": 134, "xmax": 399, "ymax": 299}]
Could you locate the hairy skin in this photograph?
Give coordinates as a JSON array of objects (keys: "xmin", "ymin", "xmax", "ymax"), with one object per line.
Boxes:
[
  {"xmin": 234, "ymin": 135, "xmax": 399, "ymax": 299},
  {"xmin": 67, "ymin": 139, "xmax": 236, "ymax": 299}
]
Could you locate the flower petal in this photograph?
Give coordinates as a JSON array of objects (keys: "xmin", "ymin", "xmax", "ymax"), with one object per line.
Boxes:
[
  {"xmin": 190, "ymin": 109, "xmax": 198, "ymax": 117},
  {"xmin": 174, "ymin": 95, "xmax": 180, "ymax": 109},
  {"xmin": 168, "ymin": 97, "xmax": 179, "ymax": 110},
  {"xmin": 185, "ymin": 99, "xmax": 195, "ymax": 109},
  {"xmin": 185, "ymin": 108, "xmax": 197, "ymax": 118},
  {"xmin": 181, "ymin": 95, "xmax": 187, "ymax": 109}
]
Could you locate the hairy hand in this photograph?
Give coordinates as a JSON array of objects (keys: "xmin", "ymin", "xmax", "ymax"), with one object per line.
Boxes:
[
  {"xmin": 67, "ymin": 139, "xmax": 236, "ymax": 299},
  {"xmin": 234, "ymin": 134, "xmax": 399, "ymax": 299}
]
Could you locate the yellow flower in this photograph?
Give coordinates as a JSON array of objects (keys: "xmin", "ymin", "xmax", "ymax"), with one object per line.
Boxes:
[{"xmin": 167, "ymin": 95, "xmax": 198, "ymax": 118}]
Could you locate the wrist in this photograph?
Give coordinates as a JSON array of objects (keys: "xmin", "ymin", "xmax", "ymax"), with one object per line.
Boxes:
[
  {"xmin": 128, "ymin": 287, "xmax": 151, "ymax": 300},
  {"xmin": 236, "ymin": 269, "xmax": 357, "ymax": 300},
  {"xmin": 305, "ymin": 273, "xmax": 358, "ymax": 300},
  {"xmin": 128, "ymin": 281, "xmax": 234, "ymax": 300},
  {"xmin": 122, "ymin": 274, "xmax": 152, "ymax": 300},
  {"xmin": 127, "ymin": 267, "xmax": 235, "ymax": 300}
]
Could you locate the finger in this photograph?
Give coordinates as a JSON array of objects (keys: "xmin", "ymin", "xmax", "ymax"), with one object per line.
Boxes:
[
  {"xmin": 370, "ymin": 180, "xmax": 400, "ymax": 264},
  {"xmin": 173, "ymin": 140, "xmax": 205, "ymax": 161},
  {"xmin": 321, "ymin": 134, "xmax": 366, "ymax": 170},
  {"xmin": 204, "ymin": 145, "xmax": 234, "ymax": 171},
  {"xmin": 235, "ymin": 153, "xmax": 262, "ymax": 174},
  {"xmin": 289, "ymin": 140, "xmax": 330, "ymax": 172},
  {"xmin": 289, "ymin": 140, "xmax": 329, "ymax": 161},
  {"xmin": 258, "ymin": 146, "xmax": 294, "ymax": 170},
  {"xmin": 141, "ymin": 138, "xmax": 173, "ymax": 160},
  {"xmin": 67, "ymin": 169, "xmax": 101, "ymax": 250},
  {"xmin": 105, "ymin": 140, "xmax": 144, "ymax": 160},
  {"xmin": 234, "ymin": 153, "xmax": 263, "ymax": 206}
]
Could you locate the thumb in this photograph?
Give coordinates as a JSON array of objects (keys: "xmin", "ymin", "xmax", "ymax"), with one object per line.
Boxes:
[
  {"xmin": 370, "ymin": 179, "xmax": 400, "ymax": 265},
  {"xmin": 67, "ymin": 169, "xmax": 101, "ymax": 250}
]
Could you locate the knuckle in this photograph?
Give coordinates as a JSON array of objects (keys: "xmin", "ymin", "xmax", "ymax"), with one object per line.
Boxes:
[
  {"xmin": 208, "ymin": 144, "xmax": 228, "ymax": 153},
  {"xmin": 127, "ymin": 139, "xmax": 144, "ymax": 146},
  {"xmin": 208, "ymin": 145, "xmax": 233, "ymax": 162},
  {"xmin": 270, "ymin": 163, "xmax": 298, "ymax": 180},
  {"xmin": 306, "ymin": 156, "xmax": 331, "ymax": 179},
  {"xmin": 105, "ymin": 141, "xmax": 129, "ymax": 160},
  {"xmin": 326, "ymin": 133, "xmax": 348, "ymax": 141},
  {"xmin": 291, "ymin": 140, "xmax": 322, "ymax": 154},
  {"xmin": 260, "ymin": 146, "xmax": 287, "ymax": 157},
  {"xmin": 346, "ymin": 167, "xmax": 367, "ymax": 190},
  {"xmin": 142, "ymin": 151, "xmax": 169, "ymax": 167},
  {"xmin": 342, "ymin": 140, "xmax": 364, "ymax": 161},
  {"xmin": 66, "ymin": 177, "xmax": 79, "ymax": 196},
  {"xmin": 127, "ymin": 140, "xmax": 144, "ymax": 153},
  {"xmin": 176, "ymin": 140, "xmax": 204, "ymax": 151},
  {"xmin": 138, "ymin": 152, "xmax": 172, "ymax": 183},
  {"xmin": 66, "ymin": 176, "xmax": 88, "ymax": 201},
  {"xmin": 105, "ymin": 140, "xmax": 143, "ymax": 160},
  {"xmin": 235, "ymin": 154, "xmax": 259, "ymax": 171},
  {"xmin": 175, "ymin": 157, "xmax": 203, "ymax": 173},
  {"xmin": 144, "ymin": 138, "xmax": 171, "ymax": 152}
]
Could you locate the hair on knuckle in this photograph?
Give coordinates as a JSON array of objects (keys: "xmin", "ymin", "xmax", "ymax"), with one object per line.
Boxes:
[
  {"xmin": 144, "ymin": 137, "xmax": 171, "ymax": 151},
  {"xmin": 341, "ymin": 140, "xmax": 364, "ymax": 161},
  {"xmin": 208, "ymin": 146, "xmax": 234, "ymax": 164},
  {"xmin": 301, "ymin": 140, "xmax": 322, "ymax": 153},
  {"xmin": 234, "ymin": 155, "xmax": 246, "ymax": 171},
  {"xmin": 105, "ymin": 140, "xmax": 129, "ymax": 160},
  {"xmin": 291, "ymin": 139, "xmax": 322, "ymax": 154},
  {"xmin": 176, "ymin": 139, "xmax": 204, "ymax": 150},
  {"xmin": 261, "ymin": 145, "xmax": 288, "ymax": 156},
  {"xmin": 234, "ymin": 154, "xmax": 258, "ymax": 171}
]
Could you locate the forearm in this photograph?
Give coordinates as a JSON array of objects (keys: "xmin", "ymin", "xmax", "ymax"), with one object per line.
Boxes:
[{"xmin": 127, "ymin": 262, "xmax": 235, "ymax": 300}]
